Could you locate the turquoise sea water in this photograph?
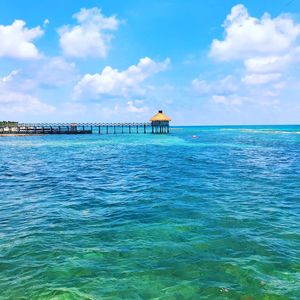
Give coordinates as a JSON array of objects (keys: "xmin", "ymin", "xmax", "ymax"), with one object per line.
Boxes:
[{"xmin": 0, "ymin": 126, "xmax": 299, "ymax": 300}]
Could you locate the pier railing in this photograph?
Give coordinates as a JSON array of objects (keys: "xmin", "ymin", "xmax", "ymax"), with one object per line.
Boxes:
[
  {"xmin": 0, "ymin": 122, "xmax": 153, "ymax": 135},
  {"xmin": 18, "ymin": 122, "xmax": 152, "ymax": 127}
]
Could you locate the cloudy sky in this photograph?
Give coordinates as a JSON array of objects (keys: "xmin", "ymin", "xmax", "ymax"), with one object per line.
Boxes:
[{"xmin": 0, "ymin": 0, "xmax": 300, "ymax": 125}]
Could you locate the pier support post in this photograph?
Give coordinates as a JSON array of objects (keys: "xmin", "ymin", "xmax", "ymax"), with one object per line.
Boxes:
[{"xmin": 7, "ymin": 122, "xmax": 153, "ymax": 135}]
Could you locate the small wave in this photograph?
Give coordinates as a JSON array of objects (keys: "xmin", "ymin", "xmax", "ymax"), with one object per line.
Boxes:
[{"xmin": 240, "ymin": 129, "xmax": 300, "ymax": 135}]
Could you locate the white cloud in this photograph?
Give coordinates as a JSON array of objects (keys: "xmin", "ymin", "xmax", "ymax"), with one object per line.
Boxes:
[
  {"xmin": 244, "ymin": 55, "xmax": 291, "ymax": 74},
  {"xmin": 192, "ymin": 72, "xmax": 283, "ymax": 107},
  {"xmin": 43, "ymin": 19, "xmax": 50, "ymax": 27},
  {"xmin": 0, "ymin": 20, "xmax": 43, "ymax": 59},
  {"xmin": 196, "ymin": 4, "xmax": 300, "ymax": 109},
  {"xmin": 192, "ymin": 76, "xmax": 246, "ymax": 106},
  {"xmin": 1, "ymin": 69, "xmax": 20, "ymax": 83},
  {"xmin": 0, "ymin": 91, "xmax": 55, "ymax": 114},
  {"xmin": 212, "ymin": 95, "xmax": 242, "ymax": 106},
  {"xmin": 73, "ymin": 57, "xmax": 170, "ymax": 99},
  {"xmin": 58, "ymin": 7, "xmax": 120, "ymax": 58},
  {"xmin": 0, "ymin": 56, "xmax": 78, "ymax": 118},
  {"xmin": 242, "ymin": 73, "xmax": 281, "ymax": 85},
  {"xmin": 36, "ymin": 57, "xmax": 77, "ymax": 88},
  {"xmin": 210, "ymin": 4, "xmax": 300, "ymax": 61},
  {"xmin": 209, "ymin": 4, "xmax": 300, "ymax": 86},
  {"xmin": 0, "ymin": 70, "xmax": 55, "ymax": 114},
  {"xmin": 97, "ymin": 104, "xmax": 121, "ymax": 118},
  {"xmin": 192, "ymin": 75, "xmax": 238, "ymax": 95},
  {"xmin": 62, "ymin": 102, "xmax": 87, "ymax": 115},
  {"xmin": 126, "ymin": 100, "xmax": 149, "ymax": 113},
  {"xmin": 2, "ymin": 57, "xmax": 77, "ymax": 91}
]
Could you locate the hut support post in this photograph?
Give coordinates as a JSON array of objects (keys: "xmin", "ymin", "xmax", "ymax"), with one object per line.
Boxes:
[{"xmin": 150, "ymin": 110, "xmax": 171, "ymax": 134}]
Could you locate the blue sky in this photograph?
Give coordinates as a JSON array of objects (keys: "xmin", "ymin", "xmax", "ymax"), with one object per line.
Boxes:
[{"xmin": 0, "ymin": 0, "xmax": 300, "ymax": 125}]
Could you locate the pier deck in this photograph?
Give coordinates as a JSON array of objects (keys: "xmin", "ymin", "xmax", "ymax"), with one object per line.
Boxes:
[{"xmin": 0, "ymin": 123, "xmax": 154, "ymax": 135}]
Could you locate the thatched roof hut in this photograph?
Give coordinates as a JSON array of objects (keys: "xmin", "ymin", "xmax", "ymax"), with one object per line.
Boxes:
[
  {"xmin": 150, "ymin": 110, "xmax": 171, "ymax": 122},
  {"xmin": 150, "ymin": 110, "xmax": 171, "ymax": 134}
]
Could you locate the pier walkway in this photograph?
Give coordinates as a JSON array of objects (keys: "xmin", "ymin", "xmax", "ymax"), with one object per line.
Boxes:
[{"xmin": 0, "ymin": 123, "xmax": 153, "ymax": 135}]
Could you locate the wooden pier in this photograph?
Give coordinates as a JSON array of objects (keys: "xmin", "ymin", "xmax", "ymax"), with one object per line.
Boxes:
[
  {"xmin": 0, "ymin": 111, "xmax": 171, "ymax": 135},
  {"xmin": 0, "ymin": 122, "xmax": 153, "ymax": 135}
]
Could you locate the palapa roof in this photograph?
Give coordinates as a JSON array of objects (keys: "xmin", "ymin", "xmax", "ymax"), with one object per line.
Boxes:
[{"xmin": 150, "ymin": 110, "xmax": 171, "ymax": 122}]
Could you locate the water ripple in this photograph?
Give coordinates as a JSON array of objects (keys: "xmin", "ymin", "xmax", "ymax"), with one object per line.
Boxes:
[{"xmin": 0, "ymin": 126, "xmax": 299, "ymax": 299}]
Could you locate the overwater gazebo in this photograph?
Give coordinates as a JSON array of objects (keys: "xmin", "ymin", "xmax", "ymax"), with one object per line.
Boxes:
[{"xmin": 150, "ymin": 110, "xmax": 171, "ymax": 134}]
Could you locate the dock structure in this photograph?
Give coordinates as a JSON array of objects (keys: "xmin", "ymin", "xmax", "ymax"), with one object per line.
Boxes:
[
  {"xmin": 0, "ymin": 111, "xmax": 172, "ymax": 135},
  {"xmin": 0, "ymin": 122, "xmax": 153, "ymax": 135},
  {"xmin": 150, "ymin": 110, "xmax": 171, "ymax": 134}
]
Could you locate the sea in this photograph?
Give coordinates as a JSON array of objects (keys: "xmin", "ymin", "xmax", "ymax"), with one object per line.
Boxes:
[{"xmin": 0, "ymin": 126, "xmax": 299, "ymax": 299}]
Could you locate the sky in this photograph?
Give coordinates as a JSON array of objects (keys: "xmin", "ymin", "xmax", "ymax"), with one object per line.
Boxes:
[{"xmin": 0, "ymin": 0, "xmax": 300, "ymax": 125}]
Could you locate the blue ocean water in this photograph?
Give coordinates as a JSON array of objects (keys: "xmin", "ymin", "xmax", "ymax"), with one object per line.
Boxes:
[{"xmin": 0, "ymin": 126, "xmax": 299, "ymax": 299}]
